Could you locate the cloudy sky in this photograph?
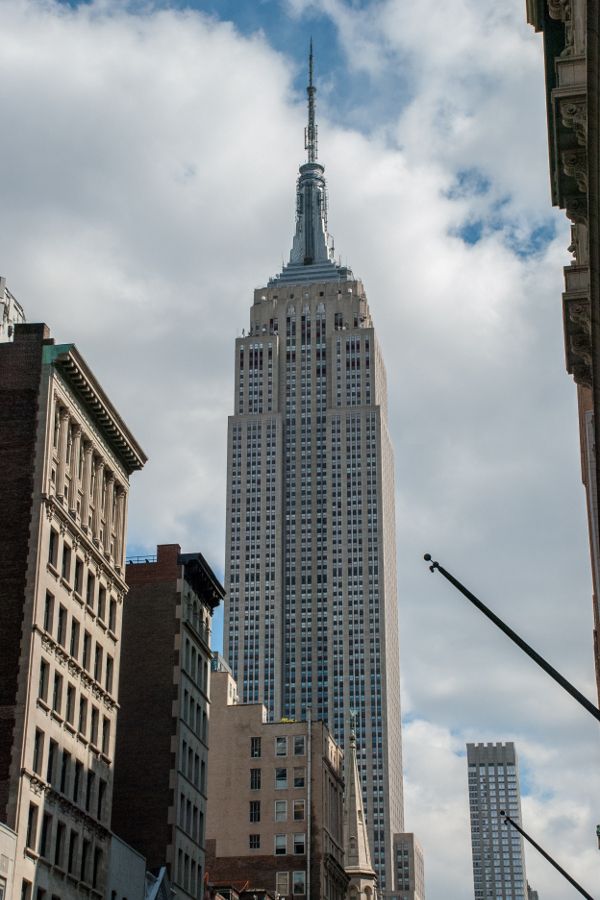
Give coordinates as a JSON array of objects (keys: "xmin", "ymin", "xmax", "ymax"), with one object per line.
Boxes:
[{"xmin": 2, "ymin": 0, "xmax": 600, "ymax": 897}]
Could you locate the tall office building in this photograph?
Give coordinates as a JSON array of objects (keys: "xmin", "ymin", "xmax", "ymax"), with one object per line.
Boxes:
[
  {"xmin": 466, "ymin": 743, "xmax": 529, "ymax": 900},
  {"xmin": 0, "ymin": 322, "xmax": 146, "ymax": 900},
  {"xmin": 224, "ymin": 51, "xmax": 403, "ymax": 890}
]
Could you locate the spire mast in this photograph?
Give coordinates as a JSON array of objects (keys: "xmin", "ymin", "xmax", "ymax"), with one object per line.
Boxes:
[{"xmin": 305, "ymin": 39, "xmax": 318, "ymax": 163}]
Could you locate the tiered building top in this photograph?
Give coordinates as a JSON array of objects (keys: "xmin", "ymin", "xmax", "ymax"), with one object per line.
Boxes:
[{"xmin": 269, "ymin": 43, "xmax": 353, "ymax": 286}]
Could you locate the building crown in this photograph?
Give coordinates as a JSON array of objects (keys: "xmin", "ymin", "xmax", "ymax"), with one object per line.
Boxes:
[{"xmin": 268, "ymin": 43, "xmax": 353, "ymax": 286}]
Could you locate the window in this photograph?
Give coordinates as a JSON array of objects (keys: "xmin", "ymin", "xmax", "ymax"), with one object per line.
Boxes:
[
  {"xmin": 90, "ymin": 707, "xmax": 99, "ymax": 746},
  {"xmin": 86, "ymin": 574, "xmax": 95, "ymax": 609},
  {"xmin": 20, "ymin": 881, "xmax": 32, "ymax": 900},
  {"xmin": 74, "ymin": 559, "xmax": 83, "ymax": 595},
  {"xmin": 275, "ymin": 834, "xmax": 287, "ymax": 855},
  {"xmin": 69, "ymin": 619, "xmax": 80, "ymax": 660},
  {"xmin": 33, "ymin": 729, "xmax": 44, "ymax": 776},
  {"xmin": 293, "ymin": 833, "xmax": 305, "ymax": 854},
  {"xmin": 92, "ymin": 847, "xmax": 102, "ymax": 889},
  {"xmin": 81, "ymin": 838, "xmax": 90, "ymax": 883},
  {"xmin": 78, "ymin": 697, "xmax": 88, "ymax": 735},
  {"xmin": 48, "ymin": 529, "xmax": 59, "ymax": 568},
  {"xmin": 249, "ymin": 834, "xmax": 260, "ymax": 850},
  {"xmin": 108, "ymin": 598, "xmax": 117, "ymax": 632},
  {"xmin": 102, "ymin": 717, "xmax": 111, "ymax": 755},
  {"xmin": 52, "ymin": 673, "xmax": 63, "ymax": 714},
  {"xmin": 275, "ymin": 768, "xmax": 287, "ymax": 789},
  {"xmin": 276, "ymin": 736, "xmax": 288, "ymax": 756},
  {"xmin": 26, "ymin": 803, "xmax": 38, "ymax": 849},
  {"xmin": 85, "ymin": 771, "xmax": 95, "ymax": 812},
  {"xmin": 39, "ymin": 813, "xmax": 52, "ymax": 857},
  {"xmin": 60, "ymin": 751, "xmax": 70, "ymax": 793},
  {"xmin": 54, "ymin": 822, "xmax": 65, "ymax": 868},
  {"xmin": 94, "ymin": 645, "xmax": 103, "ymax": 682},
  {"xmin": 250, "ymin": 768, "xmax": 261, "ymax": 790},
  {"xmin": 46, "ymin": 739, "xmax": 57, "ymax": 785},
  {"xmin": 61, "ymin": 544, "xmax": 71, "ymax": 582},
  {"xmin": 275, "ymin": 800, "xmax": 287, "ymax": 822},
  {"xmin": 66, "ymin": 684, "xmax": 75, "ymax": 725},
  {"xmin": 73, "ymin": 761, "xmax": 82, "ymax": 803},
  {"xmin": 43, "ymin": 592, "xmax": 54, "ymax": 632},
  {"xmin": 97, "ymin": 586, "xmax": 106, "ymax": 622},
  {"xmin": 250, "ymin": 736, "xmax": 261, "ymax": 758},
  {"xmin": 292, "ymin": 871, "xmax": 306, "ymax": 894},
  {"xmin": 276, "ymin": 873, "xmax": 289, "ymax": 895},
  {"xmin": 294, "ymin": 735, "xmax": 306, "ymax": 756},
  {"xmin": 39, "ymin": 659, "xmax": 49, "ymax": 703},
  {"xmin": 83, "ymin": 632, "xmax": 91, "ymax": 671},
  {"xmin": 105, "ymin": 655, "xmax": 113, "ymax": 693},
  {"xmin": 293, "ymin": 800, "xmax": 305, "ymax": 821},
  {"xmin": 293, "ymin": 767, "xmax": 305, "ymax": 788},
  {"xmin": 249, "ymin": 800, "xmax": 260, "ymax": 823},
  {"xmin": 97, "ymin": 779, "xmax": 106, "ymax": 821}
]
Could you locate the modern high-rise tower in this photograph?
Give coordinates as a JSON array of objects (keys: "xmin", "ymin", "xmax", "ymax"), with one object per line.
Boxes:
[
  {"xmin": 224, "ymin": 49, "xmax": 403, "ymax": 890},
  {"xmin": 467, "ymin": 743, "xmax": 529, "ymax": 900}
]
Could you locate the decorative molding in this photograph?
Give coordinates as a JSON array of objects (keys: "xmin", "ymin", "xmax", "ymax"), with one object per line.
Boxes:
[
  {"xmin": 562, "ymin": 148, "xmax": 588, "ymax": 192},
  {"xmin": 565, "ymin": 193, "xmax": 588, "ymax": 225},
  {"xmin": 559, "ymin": 97, "xmax": 587, "ymax": 146}
]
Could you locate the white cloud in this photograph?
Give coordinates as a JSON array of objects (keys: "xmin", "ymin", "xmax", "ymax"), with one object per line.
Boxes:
[{"xmin": 1, "ymin": 1, "xmax": 598, "ymax": 897}]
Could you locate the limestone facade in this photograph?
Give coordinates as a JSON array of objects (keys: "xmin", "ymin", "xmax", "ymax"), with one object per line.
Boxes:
[
  {"xmin": 0, "ymin": 323, "xmax": 145, "ymax": 900},
  {"xmin": 205, "ymin": 668, "xmax": 348, "ymax": 900}
]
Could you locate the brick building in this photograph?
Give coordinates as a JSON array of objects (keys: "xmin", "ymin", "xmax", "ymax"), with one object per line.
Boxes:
[
  {"xmin": 0, "ymin": 322, "xmax": 146, "ymax": 900},
  {"xmin": 112, "ymin": 544, "xmax": 224, "ymax": 899},
  {"xmin": 205, "ymin": 665, "xmax": 348, "ymax": 900}
]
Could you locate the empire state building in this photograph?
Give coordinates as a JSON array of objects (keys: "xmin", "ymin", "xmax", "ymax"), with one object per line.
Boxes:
[{"xmin": 224, "ymin": 50, "xmax": 404, "ymax": 890}]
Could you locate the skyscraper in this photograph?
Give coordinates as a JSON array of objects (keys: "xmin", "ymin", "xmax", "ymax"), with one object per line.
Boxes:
[
  {"xmin": 224, "ymin": 49, "xmax": 403, "ymax": 890},
  {"xmin": 467, "ymin": 742, "xmax": 529, "ymax": 900}
]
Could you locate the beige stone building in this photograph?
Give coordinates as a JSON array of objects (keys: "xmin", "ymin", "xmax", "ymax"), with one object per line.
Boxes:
[
  {"xmin": 389, "ymin": 834, "xmax": 424, "ymax": 900},
  {"xmin": 0, "ymin": 323, "xmax": 146, "ymax": 900},
  {"xmin": 206, "ymin": 666, "xmax": 348, "ymax": 900},
  {"xmin": 526, "ymin": 0, "xmax": 600, "ymax": 700}
]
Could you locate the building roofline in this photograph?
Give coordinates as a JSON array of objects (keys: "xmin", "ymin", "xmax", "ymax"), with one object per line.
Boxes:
[{"xmin": 43, "ymin": 342, "xmax": 147, "ymax": 474}]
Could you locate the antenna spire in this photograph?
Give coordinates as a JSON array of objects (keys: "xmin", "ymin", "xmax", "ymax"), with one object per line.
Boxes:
[{"xmin": 305, "ymin": 39, "xmax": 318, "ymax": 163}]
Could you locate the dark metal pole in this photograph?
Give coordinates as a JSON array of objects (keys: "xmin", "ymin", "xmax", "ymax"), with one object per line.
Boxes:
[
  {"xmin": 423, "ymin": 554, "xmax": 600, "ymax": 724},
  {"xmin": 500, "ymin": 810, "xmax": 595, "ymax": 900}
]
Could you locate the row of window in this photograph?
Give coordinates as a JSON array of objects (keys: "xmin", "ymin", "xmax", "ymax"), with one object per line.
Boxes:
[
  {"xmin": 38, "ymin": 659, "xmax": 112, "ymax": 755},
  {"xmin": 47, "ymin": 532, "xmax": 119, "ymax": 631},
  {"xmin": 249, "ymin": 799, "xmax": 305, "ymax": 823},
  {"xmin": 25, "ymin": 802, "xmax": 103, "ymax": 888},
  {"xmin": 43, "ymin": 592, "xmax": 114, "ymax": 692},
  {"xmin": 249, "ymin": 832, "xmax": 305, "ymax": 855},
  {"xmin": 249, "ymin": 767, "xmax": 306, "ymax": 790},
  {"xmin": 32, "ymin": 728, "xmax": 107, "ymax": 820},
  {"xmin": 178, "ymin": 792, "xmax": 205, "ymax": 844},
  {"xmin": 250, "ymin": 735, "xmax": 306, "ymax": 758}
]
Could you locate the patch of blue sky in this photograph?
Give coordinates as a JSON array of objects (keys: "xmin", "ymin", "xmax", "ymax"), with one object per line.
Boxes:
[
  {"xmin": 56, "ymin": 0, "xmax": 413, "ymax": 135},
  {"xmin": 447, "ymin": 167, "xmax": 492, "ymax": 201},
  {"xmin": 504, "ymin": 220, "xmax": 557, "ymax": 259}
]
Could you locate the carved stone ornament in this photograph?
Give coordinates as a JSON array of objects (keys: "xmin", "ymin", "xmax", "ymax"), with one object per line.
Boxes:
[
  {"xmin": 548, "ymin": 0, "xmax": 574, "ymax": 54},
  {"xmin": 44, "ymin": 500, "xmax": 54, "ymax": 523},
  {"xmin": 560, "ymin": 98, "xmax": 587, "ymax": 146},
  {"xmin": 565, "ymin": 194, "xmax": 588, "ymax": 225},
  {"xmin": 568, "ymin": 299, "xmax": 591, "ymax": 333},
  {"xmin": 562, "ymin": 149, "xmax": 588, "ymax": 193}
]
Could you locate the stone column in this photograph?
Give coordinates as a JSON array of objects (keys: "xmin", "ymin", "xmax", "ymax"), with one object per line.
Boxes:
[
  {"xmin": 55, "ymin": 407, "xmax": 70, "ymax": 501},
  {"xmin": 92, "ymin": 459, "xmax": 105, "ymax": 541},
  {"xmin": 103, "ymin": 471, "xmax": 115, "ymax": 555},
  {"xmin": 80, "ymin": 442, "xmax": 94, "ymax": 530},
  {"xmin": 68, "ymin": 425, "xmax": 82, "ymax": 512},
  {"xmin": 114, "ymin": 487, "xmax": 126, "ymax": 569}
]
